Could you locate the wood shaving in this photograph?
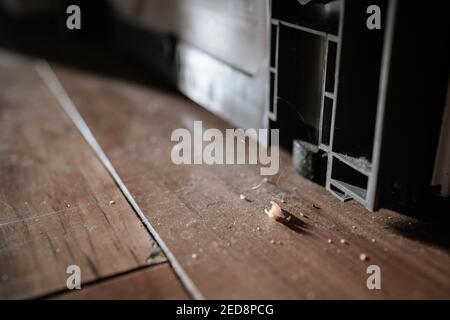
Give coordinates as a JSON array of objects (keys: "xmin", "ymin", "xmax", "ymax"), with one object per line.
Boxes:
[{"xmin": 264, "ymin": 201, "xmax": 284, "ymax": 220}]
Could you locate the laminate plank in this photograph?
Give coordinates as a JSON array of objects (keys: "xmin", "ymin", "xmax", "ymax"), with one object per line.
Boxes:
[
  {"xmin": 53, "ymin": 264, "xmax": 189, "ymax": 300},
  {"xmin": 0, "ymin": 51, "xmax": 156, "ymax": 299},
  {"xmin": 52, "ymin": 64, "xmax": 450, "ymax": 299}
]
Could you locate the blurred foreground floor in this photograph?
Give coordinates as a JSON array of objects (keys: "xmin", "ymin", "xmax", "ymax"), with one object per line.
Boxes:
[{"xmin": 1, "ymin": 50, "xmax": 450, "ymax": 299}]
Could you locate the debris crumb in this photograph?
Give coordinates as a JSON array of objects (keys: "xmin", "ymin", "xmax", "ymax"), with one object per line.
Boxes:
[
  {"xmin": 340, "ymin": 239, "xmax": 347, "ymax": 244},
  {"xmin": 66, "ymin": 204, "xmax": 71, "ymax": 208},
  {"xmin": 327, "ymin": 239, "xmax": 333, "ymax": 244},
  {"xmin": 109, "ymin": 200, "xmax": 115, "ymax": 205},
  {"xmin": 286, "ymin": 216, "xmax": 292, "ymax": 222},
  {"xmin": 191, "ymin": 253, "xmax": 198, "ymax": 260},
  {"xmin": 371, "ymin": 239, "xmax": 376, "ymax": 243},
  {"xmin": 256, "ymin": 227, "xmax": 261, "ymax": 231},
  {"xmin": 251, "ymin": 184, "xmax": 261, "ymax": 190},
  {"xmin": 264, "ymin": 201, "xmax": 284, "ymax": 220},
  {"xmin": 251, "ymin": 178, "xmax": 269, "ymax": 190},
  {"xmin": 352, "ymin": 225, "xmax": 356, "ymax": 229},
  {"xmin": 239, "ymin": 193, "xmax": 253, "ymax": 202},
  {"xmin": 359, "ymin": 253, "xmax": 368, "ymax": 261},
  {"xmin": 270, "ymin": 239, "xmax": 275, "ymax": 244}
]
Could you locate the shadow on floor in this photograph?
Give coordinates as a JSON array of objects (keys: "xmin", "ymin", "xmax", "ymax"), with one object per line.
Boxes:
[
  {"xmin": 0, "ymin": 2, "xmax": 176, "ymax": 95},
  {"xmin": 386, "ymin": 196, "xmax": 450, "ymax": 252}
]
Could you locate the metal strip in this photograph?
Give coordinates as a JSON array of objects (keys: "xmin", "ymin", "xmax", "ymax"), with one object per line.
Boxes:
[
  {"xmin": 35, "ymin": 60, "xmax": 204, "ymax": 300},
  {"xmin": 367, "ymin": 0, "xmax": 398, "ymax": 211},
  {"xmin": 279, "ymin": 20, "xmax": 328, "ymax": 38},
  {"xmin": 326, "ymin": 0, "xmax": 346, "ymax": 192}
]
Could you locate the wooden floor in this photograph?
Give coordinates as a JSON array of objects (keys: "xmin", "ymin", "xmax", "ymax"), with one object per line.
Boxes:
[
  {"xmin": 0, "ymin": 51, "xmax": 187, "ymax": 300},
  {"xmin": 1, "ymin": 49, "xmax": 450, "ymax": 299}
]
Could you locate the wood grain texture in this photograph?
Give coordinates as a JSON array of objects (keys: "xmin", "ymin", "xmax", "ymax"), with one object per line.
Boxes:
[
  {"xmin": 52, "ymin": 63, "xmax": 450, "ymax": 300},
  {"xmin": 53, "ymin": 264, "xmax": 189, "ymax": 300},
  {"xmin": 0, "ymin": 51, "xmax": 156, "ymax": 299}
]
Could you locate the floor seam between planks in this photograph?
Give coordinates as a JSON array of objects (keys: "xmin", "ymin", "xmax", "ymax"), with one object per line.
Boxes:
[
  {"xmin": 36, "ymin": 262, "xmax": 169, "ymax": 300},
  {"xmin": 35, "ymin": 60, "xmax": 202, "ymax": 300}
]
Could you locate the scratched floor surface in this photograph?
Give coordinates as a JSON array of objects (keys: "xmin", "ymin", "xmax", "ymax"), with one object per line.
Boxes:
[
  {"xmin": 0, "ymin": 51, "xmax": 187, "ymax": 299},
  {"xmin": 1, "ymin": 49, "xmax": 450, "ymax": 299}
]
